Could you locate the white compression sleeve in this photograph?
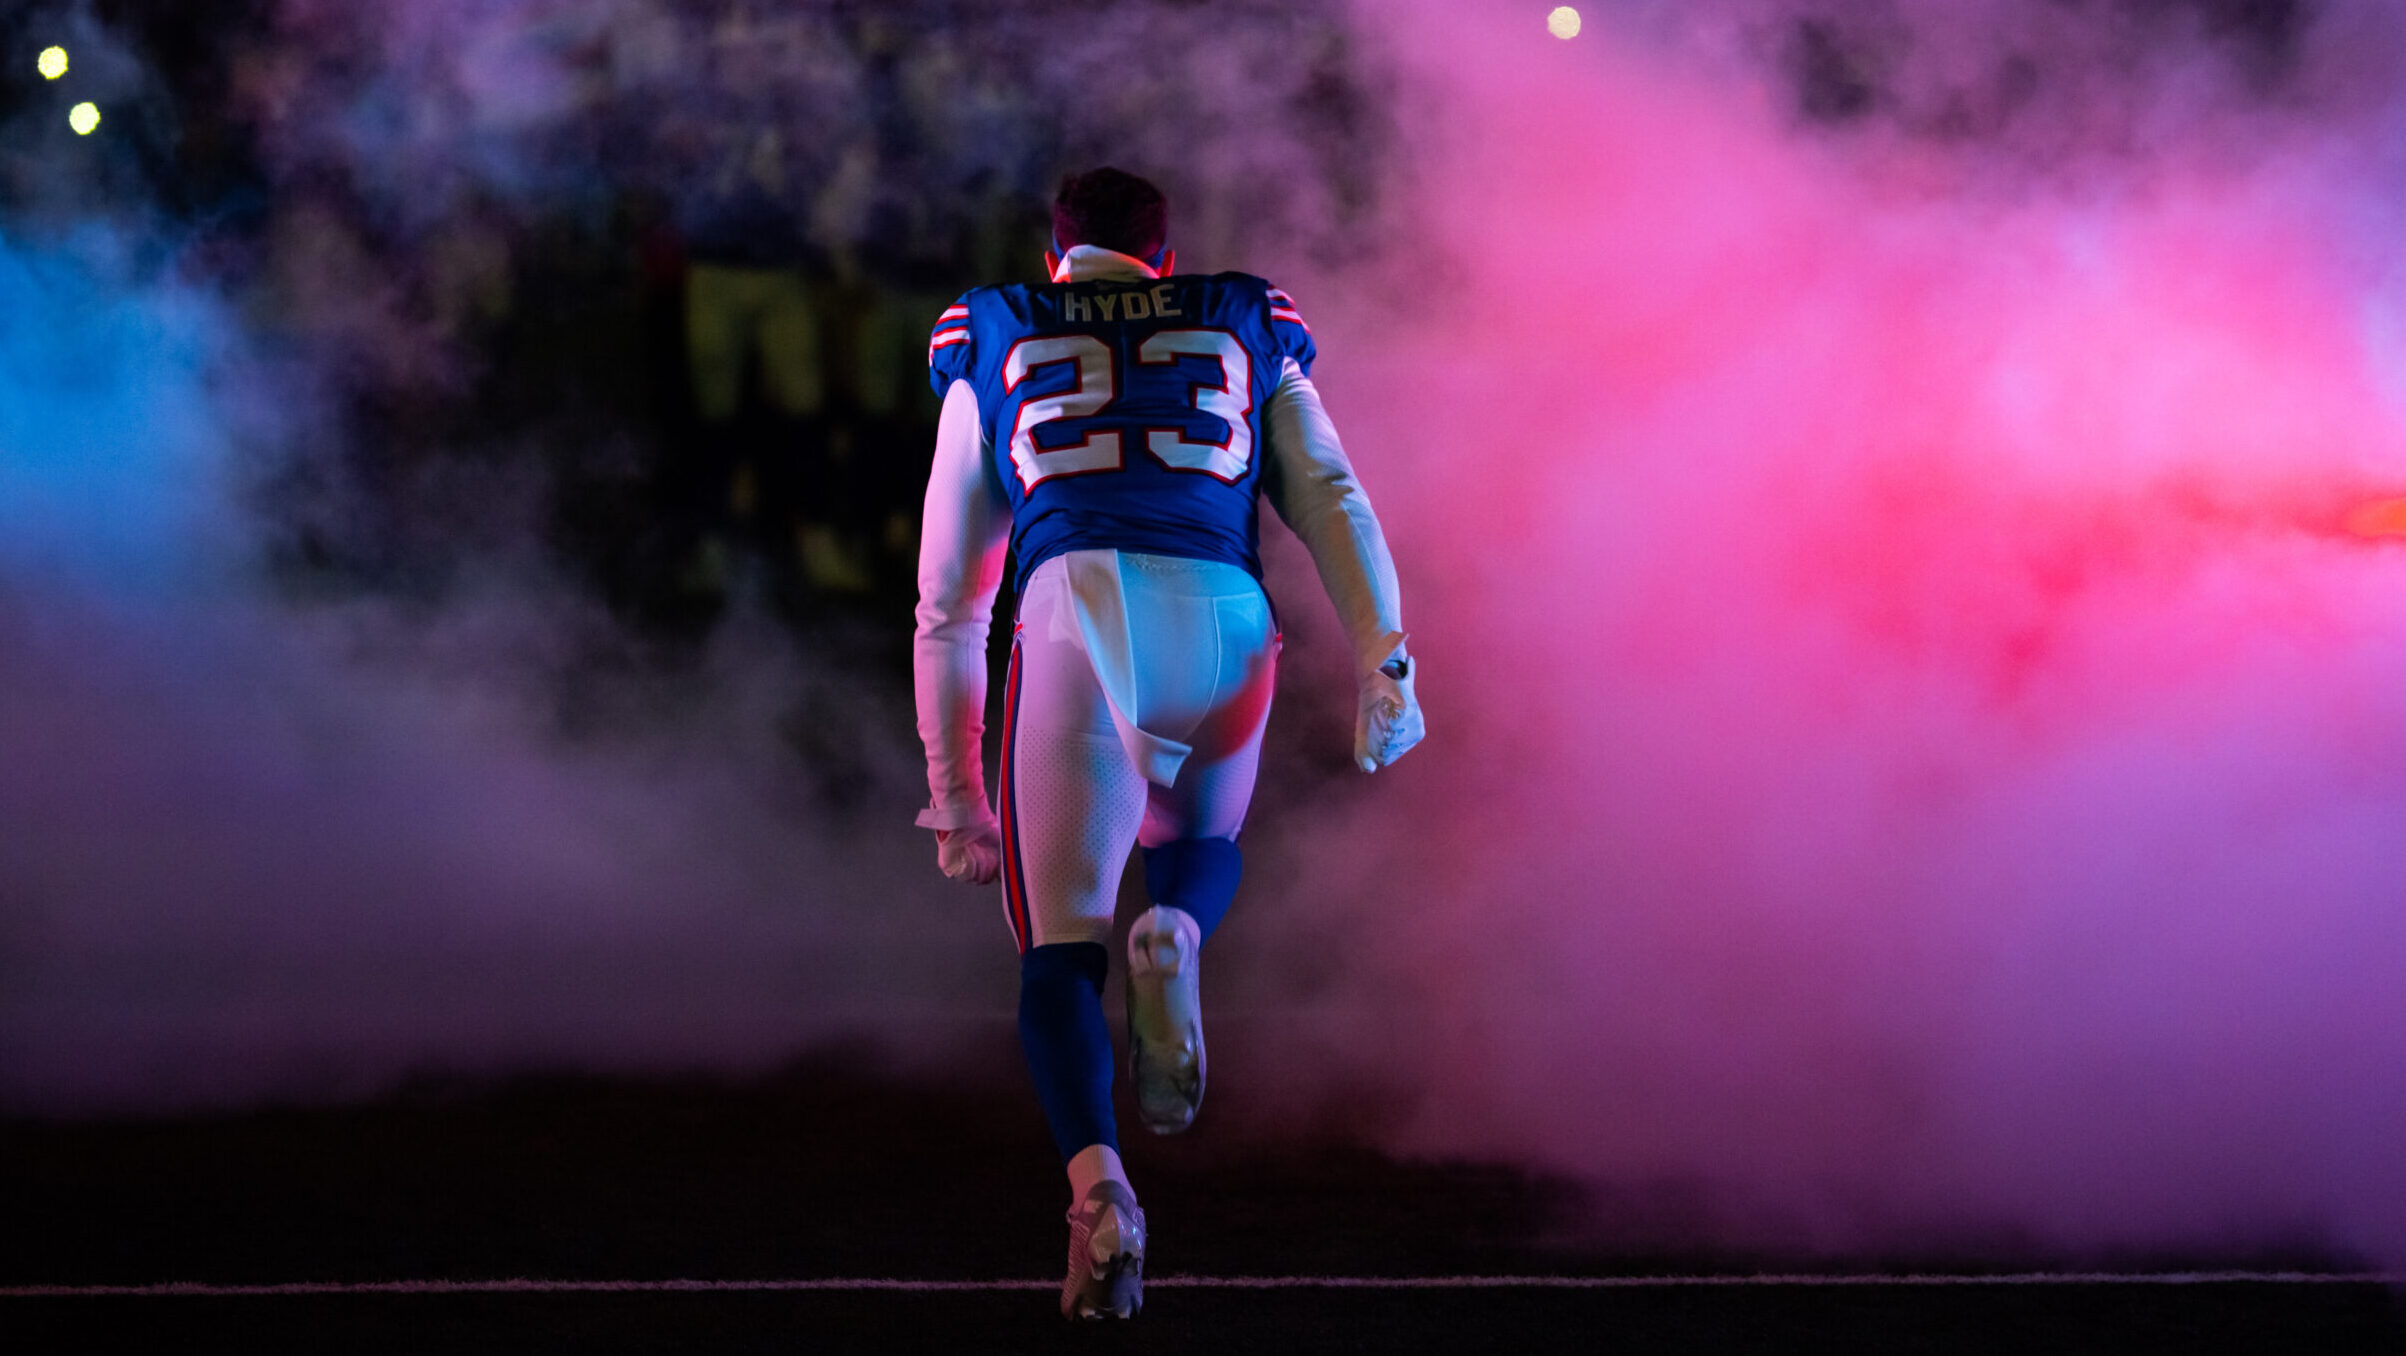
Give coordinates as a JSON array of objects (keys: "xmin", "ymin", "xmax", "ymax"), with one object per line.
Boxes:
[
  {"xmin": 1261, "ymin": 358, "xmax": 1408, "ymax": 674},
  {"xmin": 912, "ymin": 378, "xmax": 1011, "ymax": 830}
]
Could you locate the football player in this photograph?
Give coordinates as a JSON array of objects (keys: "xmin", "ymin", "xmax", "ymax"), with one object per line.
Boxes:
[{"xmin": 912, "ymin": 167, "xmax": 1421, "ymax": 1319}]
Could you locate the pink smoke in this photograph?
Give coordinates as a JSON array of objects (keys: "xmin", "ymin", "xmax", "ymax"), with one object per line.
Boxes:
[
  {"xmin": 11, "ymin": 0, "xmax": 2406, "ymax": 1275},
  {"xmin": 1226, "ymin": 3, "xmax": 2406, "ymax": 1263}
]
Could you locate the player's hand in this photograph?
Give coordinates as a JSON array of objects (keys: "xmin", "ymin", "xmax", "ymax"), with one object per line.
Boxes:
[
  {"xmin": 1355, "ymin": 654, "xmax": 1424, "ymax": 772},
  {"xmin": 934, "ymin": 820, "xmax": 1003, "ymax": 884}
]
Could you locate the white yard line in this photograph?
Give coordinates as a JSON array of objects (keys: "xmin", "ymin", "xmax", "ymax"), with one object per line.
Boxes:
[{"xmin": 2, "ymin": 1271, "xmax": 2394, "ymax": 1298}]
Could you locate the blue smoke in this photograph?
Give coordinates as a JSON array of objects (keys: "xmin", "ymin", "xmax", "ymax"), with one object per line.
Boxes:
[{"xmin": 0, "ymin": 229, "xmax": 241, "ymax": 596}]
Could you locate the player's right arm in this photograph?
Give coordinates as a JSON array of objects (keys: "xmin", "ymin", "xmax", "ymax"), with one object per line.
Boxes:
[{"xmin": 914, "ymin": 301, "xmax": 1012, "ymax": 881}]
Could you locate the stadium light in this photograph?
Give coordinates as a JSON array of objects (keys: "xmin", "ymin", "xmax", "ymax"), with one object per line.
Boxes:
[
  {"xmin": 1547, "ymin": 6, "xmax": 1581, "ymax": 40},
  {"xmin": 68, "ymin": 101, "xmax": 100, "ymax": 135},
  {"xmin": 38, "ymin": 45, "xmax": 68, "ymax": 79}
]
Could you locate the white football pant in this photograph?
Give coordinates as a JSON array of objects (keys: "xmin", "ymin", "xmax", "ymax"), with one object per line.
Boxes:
[{"xmin": 998, "ymin": 550, "xmax": 1277, "ymax": 951}]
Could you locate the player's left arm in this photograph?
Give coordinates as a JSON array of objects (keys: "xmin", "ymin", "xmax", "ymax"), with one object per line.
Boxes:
[{"xmin": 1259, "ymin": 351, "xmax": 1425, "ymax": 773}]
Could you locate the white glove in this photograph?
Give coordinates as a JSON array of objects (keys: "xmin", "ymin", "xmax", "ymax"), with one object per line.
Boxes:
[
  {"xmin": 1355, "ymin": 654, "xmax": 1424, "ymax": 772},
  {"xmin": 934, "ymin": 816, "xmax": 1003, "ymax": 884}
]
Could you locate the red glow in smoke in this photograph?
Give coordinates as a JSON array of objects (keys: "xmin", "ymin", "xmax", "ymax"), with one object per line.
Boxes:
[
  {"xmin": 2344, "ymin": 496, "xmax": 2406, "ymax": 538},
  {"xmin": 1235, "ymin": 2, "xmax": 2406, "ymax": 1263}
]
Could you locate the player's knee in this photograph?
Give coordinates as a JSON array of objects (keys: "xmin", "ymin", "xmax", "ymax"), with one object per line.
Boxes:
[{"xmin": 1028, "ymin": 913, "xmax": 1115, "ymax": 953}]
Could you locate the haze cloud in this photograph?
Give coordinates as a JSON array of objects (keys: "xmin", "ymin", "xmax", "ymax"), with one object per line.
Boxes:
[
  {"xmin": 1234, "ymin": 0, "xmax": 2406, "ymax": 1265},
  {"xmin": 1, "ymin": 0, "xmax": 1392, "ymax": 1111},
  {"xmin": 6, "ymin": 0, "xmax": 2406, "ymax": 1274}
]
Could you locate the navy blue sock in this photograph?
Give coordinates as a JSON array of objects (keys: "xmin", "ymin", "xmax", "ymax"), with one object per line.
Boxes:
[
  {"xmin": 1018, "ymin": 942, "xmax": 1117, "ymax": 1166},
  {"xmin": 1142, "ymin": 837, "xmax": 1243, "ymax": 943}
]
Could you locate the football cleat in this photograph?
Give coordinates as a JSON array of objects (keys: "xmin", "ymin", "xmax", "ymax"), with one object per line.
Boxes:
[
  {"xmin": 1125, "ymin": 905, "xmax": 1206, "ymax": 1135},
  {"xmin": 1060, "ymin": 1179, "xmax": 1146, "ymax": 1320}
]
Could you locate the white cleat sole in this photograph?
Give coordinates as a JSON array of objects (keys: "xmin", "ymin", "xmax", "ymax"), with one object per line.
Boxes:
[{"xmin": 1126, "ymin": 905, "xmax": 1205, "ymax": 1136}]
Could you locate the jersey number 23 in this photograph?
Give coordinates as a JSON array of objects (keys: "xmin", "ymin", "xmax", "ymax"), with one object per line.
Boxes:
[{"xmin": 1002, "ymin": 330, "xmax": 1253, "ymax": 489}]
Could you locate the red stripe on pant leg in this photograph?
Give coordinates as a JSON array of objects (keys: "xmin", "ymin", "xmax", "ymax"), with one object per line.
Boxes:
[{"xmin": 999, "ymin": 640, "xmax": 1031, "ymax": 953}]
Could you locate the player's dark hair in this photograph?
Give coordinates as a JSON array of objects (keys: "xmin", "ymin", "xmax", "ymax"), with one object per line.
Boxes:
[{"xmin": 1052, "ymin": 168, "xmax": 1168, "ymax": 261}]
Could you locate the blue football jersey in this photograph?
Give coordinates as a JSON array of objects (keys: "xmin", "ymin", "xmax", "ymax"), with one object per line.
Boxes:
[{"xmin": 928, "ymin": 272, "xmax": 1317, "ymax": 591}]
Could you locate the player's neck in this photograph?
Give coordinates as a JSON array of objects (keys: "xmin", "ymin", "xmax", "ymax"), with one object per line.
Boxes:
[{"xmin": 1050, "ymin": 245, "xmax": 1162, "ymax": 284}]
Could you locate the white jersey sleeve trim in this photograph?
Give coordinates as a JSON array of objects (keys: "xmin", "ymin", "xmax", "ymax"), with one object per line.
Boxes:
[
  {"xmin": 913, "ymin": 379, "xmax": 1012, "ymax": 831},
  {"xmin": 1260, "ymin": 358, "xmax": 1408, "ymax": 675}
]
